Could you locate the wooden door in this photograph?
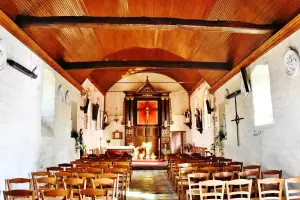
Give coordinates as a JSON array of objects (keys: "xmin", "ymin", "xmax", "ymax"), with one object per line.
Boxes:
[{"xmin": 171, "ymin": 131, "xmax": 183, "ymax": 154}]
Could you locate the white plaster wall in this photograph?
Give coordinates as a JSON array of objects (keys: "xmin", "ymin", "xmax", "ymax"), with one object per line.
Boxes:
[
  {"xmin": 0, "ymin": 25, "xmax": 81, "ymax": 190},
  {"xmin": 191, "ymin": 29, "xmax": 300, "ymax": 177},
  {"xmin": 81, "ymin": 79, "xmax": 105, "ymax": 152},
  {"xmin": 189, "ymin": 82, "xmax": 214, "ymax": 149}
]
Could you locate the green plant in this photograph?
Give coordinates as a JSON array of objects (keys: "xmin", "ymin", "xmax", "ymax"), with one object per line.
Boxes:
[{"xmin": 211, "ymin": 130, "xmax": 225, "ymax": 156}]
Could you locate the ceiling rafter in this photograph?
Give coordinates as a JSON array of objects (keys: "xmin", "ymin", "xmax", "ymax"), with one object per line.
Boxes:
[
  {"xmin": 15, "ymin": 15, "xmax": 280, "ymax": 34},
  {"xmin": 61, "ymin": 60, "xmax": 232, "ymax": 71},
  {"xmin": 0, "ymin": 10, "xmax": 83, "ymax": 91},
  {"xmin": 209, "ymin": 13, "xmax": 300, "ymax": 93}
]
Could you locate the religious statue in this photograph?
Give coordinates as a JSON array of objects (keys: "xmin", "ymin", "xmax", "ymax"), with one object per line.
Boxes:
[
  {"xmin": 101, "ymin": 111, "xmax": 108, "ymax": 130},
  {"xmin": 195, "ymin": 108, "xmax": 203, "ymax": 134},
  {"xmin": 184, "ymin": 109, "xmax": 191, "ymax": 123},
  {"xmin": 78, "ymin": 129, "xmax": 84, "ymax": 157}
]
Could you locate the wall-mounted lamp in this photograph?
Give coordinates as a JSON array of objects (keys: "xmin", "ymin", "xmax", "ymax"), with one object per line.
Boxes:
[{"xmin": 7, "ymin": 59, "xmax": 38, "ymax": 79}]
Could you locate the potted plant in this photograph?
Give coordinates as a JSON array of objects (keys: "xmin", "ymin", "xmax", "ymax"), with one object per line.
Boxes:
[
  {"xmin": 106, "ymin": 139, "xmax": 111, "ymax": 146},
  {"xmin": 211, "ymin": 130, "xmax": 225, "ymax": 156}
]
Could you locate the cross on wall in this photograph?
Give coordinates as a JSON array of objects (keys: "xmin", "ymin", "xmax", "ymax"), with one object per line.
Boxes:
[{"xmin": 226, "ymin": 90, "xmax": 244, "ymax": 147}]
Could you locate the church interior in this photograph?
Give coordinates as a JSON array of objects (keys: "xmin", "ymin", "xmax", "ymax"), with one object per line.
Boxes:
[{"xmin": 1, "ymin": 1, "xmax": 300, "ymax": 199}]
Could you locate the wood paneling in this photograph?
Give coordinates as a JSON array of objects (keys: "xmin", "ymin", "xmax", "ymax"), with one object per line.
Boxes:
[{"xmin": 1, "ymin": 0, "xmax": 300, "ymax": 92}]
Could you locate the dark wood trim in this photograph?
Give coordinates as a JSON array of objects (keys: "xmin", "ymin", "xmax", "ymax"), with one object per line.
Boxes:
[
  {"xmin": 209, "ymin": 13, "xmax": 300, "ymax": 93},
  {"xmin": 0, "ymin": 10, "xmax": 83, "ymax": 91},
  {"xmin": 62, "ymin": 60, "xmax": 232, "ymax": 71},
  {"xmin": 16, "ymin": 15, "xmax": 279, "ymax": 34}
]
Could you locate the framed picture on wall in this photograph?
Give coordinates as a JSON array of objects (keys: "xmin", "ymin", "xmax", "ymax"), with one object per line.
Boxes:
[
  {"xmin": 112, "ymin": 130, "xmax": 123, "ymax": 139},
  {"xmin": 161, "ymin": 137, "xmax": 170, "ymax": 143}
]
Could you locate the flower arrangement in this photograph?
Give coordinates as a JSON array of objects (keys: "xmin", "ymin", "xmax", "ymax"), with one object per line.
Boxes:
[
  {"xmin": 162, "ymin": 147, "xmax": 171, "ymax": 155},
  {"xmin": 106, "ymin": 139, "xmax": 111, "ymax": 146}
]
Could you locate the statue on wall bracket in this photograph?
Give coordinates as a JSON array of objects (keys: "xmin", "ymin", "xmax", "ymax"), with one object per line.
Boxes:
[{"xmin": 195, "ymin": 108, "xmax": 203, "ymax": 133}]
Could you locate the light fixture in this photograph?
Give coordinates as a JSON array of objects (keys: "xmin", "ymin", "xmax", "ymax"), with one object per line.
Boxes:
[{"xmin": 114, "ymin": 107, "xmax": 119, "ymax": 123}]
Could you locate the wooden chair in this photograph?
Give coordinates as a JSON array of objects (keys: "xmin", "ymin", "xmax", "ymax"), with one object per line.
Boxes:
[
  {"xmin": 79, "ymin": 188, "xmax": 109, "ymax": 200},
  {"xmin": 226, "ymin": 179, "xmax": 252, "ymax": 200},
  {"xmin": 3, "ymin": 190, "xmax": 35, "ymax": 200},
  {"xmin": 186, "ymin": 173, "xmax": 209, "ymax": 200},
  {"xmin": 177, "ymin": 167, "xmax": 198, "ymax": 200},
  {"xmin": 285, "ymin": 177, "xmax": 300, "ymax": 200},
  {"xmin": 229, "ymin": 161, "xmax": 243, "ymax": 171},
  {"xmin": 86, "ymin": 167, "xmax": 103, "ymax": 177},
  {"xmin": 34, "ymin": 177, "xmax": 57, "ymax": 198},
  {"xmin": 31, "ymin": 171, "xmax": 50, "ymax": 179},
  {"xmin": 46, "ymin": 167, "xmax": 63, "ymax": 175},
  {"xmin": 78, "ymin": 173, "xmax": 96, "ymax": 187},
  {"xmin": 243, "ymin": 165, "xmax": 261, "ymax": 175},
  {"xmin": 213, "ymin": 172, "xmax": 234, "ymax": 181},
  {"xmin": 261, "ymin": 170, "xmax": 283, "ymax": 191},
  {"xmin": 199, "ymin": 180, "xmax": 225, "ymax": 200},
  {"xmin": 64, "ymin": 178, "xmax": 86, "ymax": 197},
  {"xmin": 41, "ymin": 189, "xmax": 72, "ymax": 200},
  {"xmin": 5, "ymin": 178, "xmax": 32, "ymax": 190},
  {"xmin": 223, "ymin": 166, "xmax": 241, "ymax": 173},
  {"xmin": 258, "ymin": 178, "xmax": 283, "ymax": 200},
  {"xmin": 92, "ymin": 178, "xmax": 116, "ymax": 199},
  {"xmin": 68, "ymin": 168, "xmax": 86, "ymax": 178},
  {"xmin": 108, "ymin": 168, "xmax": 128, "ymax": 198},
  {"xmin": 261, "ymin": 170, "xmax": 282, "ymax": 179},
  {"xmin": 238, "ymin": 171, "xmax": 260, "ymax": 197},
  {"xmin": 58, "ymin": 163, "xmax": 72, "ymax": 171},
  {"xmin": 55, "ymin": 172, "xmax": 72, "ymax": 189}
]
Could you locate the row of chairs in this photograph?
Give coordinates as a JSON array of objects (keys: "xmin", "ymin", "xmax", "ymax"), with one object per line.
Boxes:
[
  {"xmin": 4, "ymin": 158, "xmax": 132, "ymax": 200},
  {"xmin": 186, "ymin": 175, "xmax": 300, "ymax": 200},
  {"xmin": 4, "ymin": 188, "xmax": 112, "ymax": 200}
]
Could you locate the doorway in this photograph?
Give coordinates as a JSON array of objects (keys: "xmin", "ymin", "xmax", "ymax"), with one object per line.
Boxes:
[{"xmin": 170, "ymin": 131, "xmax": 186, "ymax": 154}]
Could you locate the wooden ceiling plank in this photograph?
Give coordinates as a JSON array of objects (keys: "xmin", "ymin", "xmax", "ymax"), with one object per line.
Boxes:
[
  {"xmin": 209, "ymin": 13, "xmax": 300, "ymax": 94},
  {"xmin": 0, "ymin": 10, "xmax": 83, "ymax": 91},
  {"xmin": 190, "ymin": 78, "xmax": 205, "ymax": 95},
  {"xmin": 87, "ymin": 76, "xmax": 106, "ymax": 96},
  {"xmin": 62, "ymin": 60, "xmax": 232, "ymax": 71},
  {"xmin": 16, "ymin": 15, "xmax": 279, "ymax": 34}
]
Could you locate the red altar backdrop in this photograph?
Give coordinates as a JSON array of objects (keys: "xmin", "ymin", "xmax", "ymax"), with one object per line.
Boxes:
[{"xmin": 137, "ymin": 100, "xmax": 158, "ymax": 125}]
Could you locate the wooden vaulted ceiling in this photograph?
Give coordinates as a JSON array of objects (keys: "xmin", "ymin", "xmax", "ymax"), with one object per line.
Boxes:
[{"xmin": 0, "ymin": 0, "xmax": 300, "ymax": 93}]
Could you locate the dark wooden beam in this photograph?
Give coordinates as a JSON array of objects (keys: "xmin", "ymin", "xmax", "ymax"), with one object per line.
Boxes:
[
  {"xmin": 15, "ymin": 15, "xmax": 280, "ymax": 34},
  {"xmin": 209, "ymin": 13, "xmax": 300, "ymax": 93},
  {"xmin": 0, "ymin": 10, "xmax": 83, "ymax": 91},
  {"xmin": 61, "ymin": 60, "xmax": 232, "ymax": 71}
]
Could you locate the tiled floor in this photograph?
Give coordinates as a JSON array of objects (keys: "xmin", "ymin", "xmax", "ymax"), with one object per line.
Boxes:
[{"xmin": 127, "ymin": 170, "xmax": 178, "ymax": 200}]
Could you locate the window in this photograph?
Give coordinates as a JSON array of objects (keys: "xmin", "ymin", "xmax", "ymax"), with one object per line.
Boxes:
[{"xmin": 251, "ymin": 64, "xmax": 273, "ymax": 126}]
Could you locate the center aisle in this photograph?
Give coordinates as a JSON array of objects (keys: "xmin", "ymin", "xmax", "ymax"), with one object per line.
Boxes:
[{"xmin": 127, "ymin": 170, "xmax": 178, "ymax": 200}]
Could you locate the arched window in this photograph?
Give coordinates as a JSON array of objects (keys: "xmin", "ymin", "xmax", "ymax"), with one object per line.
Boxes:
[
  {"xmin": 41, "ymin": 69, "xmax": 56, "ymax": 136},
  {"xmin": 251, "ymin": 64, "xmax": 273, "ymax": 126}
]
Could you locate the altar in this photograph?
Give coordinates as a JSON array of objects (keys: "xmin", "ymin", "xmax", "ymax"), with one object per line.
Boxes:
[{"xmin": 106, "ymin": 146, "xmax": 134, "ymax": 157}]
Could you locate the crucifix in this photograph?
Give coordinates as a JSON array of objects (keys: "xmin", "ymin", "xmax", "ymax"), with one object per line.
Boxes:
[
  {"xmin": 137, "ymin": 100, "xmax": 158, "ymax": 124},
  {"xmin": 226, "ymin": 90, "xmax": 244, "ymax": 146}
]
